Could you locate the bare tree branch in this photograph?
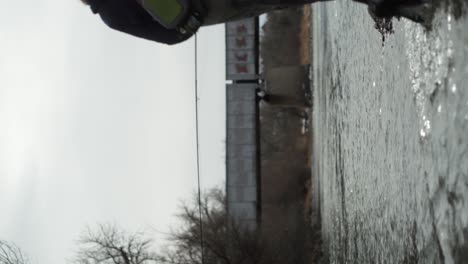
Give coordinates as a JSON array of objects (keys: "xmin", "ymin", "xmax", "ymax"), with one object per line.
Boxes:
[
  {"xmin": 0, "ymin": 241, "xmax": 30, "ymax": 264},
  {"xmin": 160, "ymin": 188, "xmax": 272, "ymax": 264},
  {"xmin": 73, "ymin": 224, "xmax": 160, "ymax": 264}
]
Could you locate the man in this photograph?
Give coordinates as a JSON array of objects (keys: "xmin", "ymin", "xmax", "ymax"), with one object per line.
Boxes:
[{"xmin": 82, "ymin": 0, "xmax": 430, "ymax": 45}]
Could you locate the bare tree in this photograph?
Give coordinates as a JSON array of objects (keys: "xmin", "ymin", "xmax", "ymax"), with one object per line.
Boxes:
[
  {"xmin": 160, "ymin": 188, "xmax": 270, "ymax": 264},
  {"xmin": 73, "ymin": 224, "xmax": 160, "ymax": 264},
  {"xmin": 0, "ymin": 241, "xmax": 30, "ymax": 264}
]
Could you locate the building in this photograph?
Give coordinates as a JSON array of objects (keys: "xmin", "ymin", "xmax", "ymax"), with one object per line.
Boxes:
[{"xmin": 225, "ymin": 18, "xmax": 260, "ymax": 230}]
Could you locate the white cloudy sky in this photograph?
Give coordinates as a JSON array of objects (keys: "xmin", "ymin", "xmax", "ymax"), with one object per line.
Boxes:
[{"xmin": 0, "ymin": 0, "xmax": 226, "ymax": 263}]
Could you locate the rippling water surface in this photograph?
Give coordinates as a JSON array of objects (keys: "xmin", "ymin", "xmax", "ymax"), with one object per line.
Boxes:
[{"xmin": 311, "ymin": 2, "xmax": 468, "ymax": 263}]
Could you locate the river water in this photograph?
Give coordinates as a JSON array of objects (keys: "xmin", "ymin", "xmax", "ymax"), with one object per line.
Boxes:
[{"xmin": 310, "ymin": 1, "xmax": 468, "ymax": 263}]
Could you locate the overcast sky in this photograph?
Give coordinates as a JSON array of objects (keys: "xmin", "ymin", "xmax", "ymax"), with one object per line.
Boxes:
[{"xmin": 0, "ymin": 1, "xmax": 225, "ymax": 263}]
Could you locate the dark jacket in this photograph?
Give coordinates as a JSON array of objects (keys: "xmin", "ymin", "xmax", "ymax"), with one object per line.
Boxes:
[{"xmin": 87, "ymin": 0, "xmax": 192, "ymax": 45}]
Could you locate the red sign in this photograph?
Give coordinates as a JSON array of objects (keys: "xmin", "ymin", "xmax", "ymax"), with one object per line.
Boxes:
[{"xmin": 226, "ymin": 18, "xmax": 257, "ymax": 80}]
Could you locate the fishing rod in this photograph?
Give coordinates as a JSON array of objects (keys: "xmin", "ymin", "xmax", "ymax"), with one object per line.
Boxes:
[{"xmin": 194, "ymin": 33, "xmax": 205, "ymax": 264}]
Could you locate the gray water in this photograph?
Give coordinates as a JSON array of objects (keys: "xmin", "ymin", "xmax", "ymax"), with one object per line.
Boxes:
[{"xmin": 310, "ymin": 2, "xmax": 468, "ymax": 263}]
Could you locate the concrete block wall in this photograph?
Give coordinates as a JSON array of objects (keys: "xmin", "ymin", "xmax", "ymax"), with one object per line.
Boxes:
[{"xmin": 226, "ymin": 83, "xmax": 258, "ymax": 230}]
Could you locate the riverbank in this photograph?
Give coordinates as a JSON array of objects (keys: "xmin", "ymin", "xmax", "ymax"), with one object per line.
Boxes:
[{"xmin": 259, "ymin": 6, "xmax": 321, "ymax": 264}]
